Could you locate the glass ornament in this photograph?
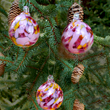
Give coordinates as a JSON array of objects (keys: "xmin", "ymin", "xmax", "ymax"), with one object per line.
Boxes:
[
  {"xmin": 9, "ymin": 6, "xmax": 40, "ymax": 47},
  {"xmin": 61, "ymin": 20, "xmax": 94, "ymax": 54},
  {"xmin": 36, "ymin": 75, "xmax": 63, "ymax": 110}
]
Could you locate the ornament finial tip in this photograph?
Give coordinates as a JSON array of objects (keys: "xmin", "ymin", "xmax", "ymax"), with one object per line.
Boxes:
[
  {"xmin": 47, "ymin": 75, "xmax": 54, "ymax": 82},
  {"xmin": 23, "ymin": 6, "xmax": 29, "ymax": 13},
  {"xmin": 73, "ymin": 13, "xmax": 79, "ymax": 20}
]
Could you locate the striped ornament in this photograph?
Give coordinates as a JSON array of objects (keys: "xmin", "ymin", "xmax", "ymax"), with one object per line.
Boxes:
[
  {"xmin": 71, "ymin": 64, "xmax": 84, "ymax": 84},
  {"xmin": 9, "ymin": 6, "xmax": 40, "ymax": 47},
  {"xmin": 36, "ymin": 75, "xmax": 63, "ymax": 110}
]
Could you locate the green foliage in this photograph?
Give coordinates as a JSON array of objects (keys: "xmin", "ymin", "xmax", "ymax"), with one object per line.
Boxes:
[
  {"xmin": 0, "ymin": 0, "xmax": 110, "ymax": 110},
  {"xmin": 0, "ymin": 5, "xmax": 8, "ymax": 31},
  {"xmin": 84, "ymin": 0, "xmax": 110, "ymax": 37}
]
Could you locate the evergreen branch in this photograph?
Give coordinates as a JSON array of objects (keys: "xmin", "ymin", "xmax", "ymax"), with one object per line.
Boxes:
[
  {"xmin": 2, "ymin": 95, "xmax": 27, "ymax": 107},
  {"xmin": 4, "ymin": 44, "xmax": 13, "ymax": 52},
  {"xmin": 0, "ymin": 58, "xmax": 13, "ymax": 63},
  {"xmin": 35, "ymin": 0, "xmax": 55, "ymax": 6},
  {"xmin": 46, "ymin": 17, "xmax": 59, "ymax": 44},
  {"xmin": 16, "ymin": 47, "xmax": 19, "ymax": 61},
  {"xmin": 29, "ymin": 95, "xmax": 38, "ymax": 110},
  {"xmin": 40, "ymin": 55, "xmax": 50, "ymax": 70},
  {"xmin": 29, "ymin": 39, "xmax": 47, "ymax": 50},
  {"xmin": 36, "ymin": 0, "xmax": 55, "ymax": 6},
  {"xmin": 94, "ymin": 34, "xmax": 110, "ymax": 47},
  {"xmin": 0, "ymin": 7, "xmax": 8, "ymax": 17},
  {"xmin": 29, "ymin": 55, "xmax": 49, "ymax": 92},
  {"xmin": 94, "ymin": 40, "xmax": 110, "ymax": 47},
  {"xmin": 35, "ymin": 1, "xmax": 49, "ymax": 6},
  {"xmin": 26, "ymin": 66, "xmax": 39, "ymax": 70},
  {"xmin": 89, "ymin": 69, "xmax": 103, "ymax": 84},
  {"xmin": 59, "ymin": 59, "xmax": 72, "ymax": 71},
  {"xmin": 0, "ymin": 80, "xmax": 16, "ymax": 84},
  {"xmin": 46, "ymin": 42, "xmax": 72, "ymax": 71},
  {"xmin": 27, "ymin": 0, "xmax": 43, "ymax": 14},
  {"xmin": 79, "ymin": 51, "xmax": 104, "ymax": 62},
  {"xmin": 65, "ymin": 90, "xmax": 77, "ymax": 97},
  {"xmin": 90, "ymin": 96, "xmax": 110, "ymax": 106},
  {"xmin": 64, "ymin": 96, "xmax": 75, "ymax": 102},
  {"xmin": 0, "ymin": 46, "xmax": 3, "ymax": 49},
  {"xmin": 106, "ymin": 56, "xmax": 110, "ymax": 74},
  {"xmin": 15, "ymin": 52, "xmax": 28, "ymax": 71},
  {"xmin": 15, "ymin": 39, "xmax": 49, "ymax": 72},
  {"xmin": 4, "ymin": 34, "xmax": 10, "ymax": 40}
]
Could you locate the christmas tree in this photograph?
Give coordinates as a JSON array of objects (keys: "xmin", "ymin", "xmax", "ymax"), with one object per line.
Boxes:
[{"xmin": 0, "ymin": 0, "xmax": 110, "ymax": 110}]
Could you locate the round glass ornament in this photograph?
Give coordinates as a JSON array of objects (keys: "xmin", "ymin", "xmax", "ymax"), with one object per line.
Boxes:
[
  {"xmin": 36, "ymin": 75, "xmax": 63, "ymax": 110},
  {"xmin": 61, "ymin": 20, "xmax": 94, "ymax": 54},
  {"xmin": 9, "ymin": 6, "xmax": 40, "ymax": 47}
]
